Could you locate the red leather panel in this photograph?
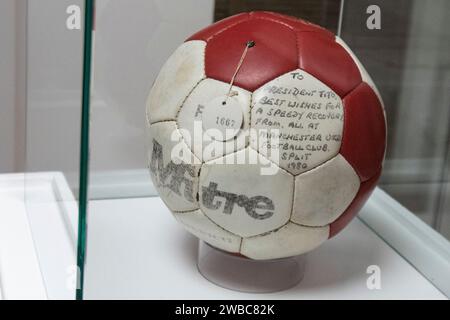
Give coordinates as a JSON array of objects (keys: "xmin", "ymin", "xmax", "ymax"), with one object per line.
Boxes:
[
  {"xmin": 297, "ymin": 32, "xmax": 362, "ymax": 97},
  {"xmin": 250, "ymin": 11, "xmax": 334, "ymax": 36},
  {"xmin": 204, "ymin": 18, "xmax": 298, "ymax": 91},
  {"xmin": 340, "ymin": 83, "xmax": 386, "ymax": 182},
  {"xmin": 329, "ymin": 169, "xmax": 381, "ymax": 238},
  {"xmin": 186, "ymin": 12, "xmax": 249, "ymax": 42},
  {"xmin": 187, "ymin": 11, "xmax": 358, "ymax": 93}
]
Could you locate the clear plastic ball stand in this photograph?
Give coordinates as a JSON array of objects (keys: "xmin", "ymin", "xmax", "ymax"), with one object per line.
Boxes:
[{"xmin": 197, "ymin": 241, "xmax": 307, "ymax": 293}]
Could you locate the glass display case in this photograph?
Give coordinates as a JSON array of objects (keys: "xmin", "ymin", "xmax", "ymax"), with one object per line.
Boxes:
[
  {"xmin": 81, "ymin": 0, "xmax": 450, "ymax": 300},
  {"xmin": 0, "ymin": 0, "xmax": 84, "ymax": 299},
  {"xmin": 1, "ymin": 0, "xmax": 449, "ymax": 300}
]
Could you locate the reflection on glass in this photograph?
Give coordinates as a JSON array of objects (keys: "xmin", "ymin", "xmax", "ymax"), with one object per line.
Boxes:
[
  {"xmin": 88, "ymin": 0, "xmax": 450, "ymax": 238},
  {"xmin": 87, "ymin": 0, "xmax": 342, "ymax": 200},
  {"xmin": 0, "ymin": 0, "xmax": 82, "ymax": 300},
  {"xmin": 81, "ymin": 0, "xmax": 450, "ymax": 299},
  {"xmin": 25, "ymin": 0, "xmax": 84, "ymax": 300},
  {"xmin": 340, "ymin": 0, "xmax": 450, "ymax": 238}
]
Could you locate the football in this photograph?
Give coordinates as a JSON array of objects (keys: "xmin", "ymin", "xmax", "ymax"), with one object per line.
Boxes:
[{"xmin": 146, "ymin": 12, "xmax": 386, "ymax": 260}]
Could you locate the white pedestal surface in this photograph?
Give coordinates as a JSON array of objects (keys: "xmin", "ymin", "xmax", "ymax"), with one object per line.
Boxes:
[
  {"xmin": 84, "ymin": 196, "xmax": 446, "ymax": 300},
  {"xmin": 0, "ymin": 173, "xmax": 77, "ymax": 300}
]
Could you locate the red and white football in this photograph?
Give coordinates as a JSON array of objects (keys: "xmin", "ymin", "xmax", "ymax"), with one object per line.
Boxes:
[{"xmin": 146, "ymin": 12, "xmax": 386, "ymax": 260}]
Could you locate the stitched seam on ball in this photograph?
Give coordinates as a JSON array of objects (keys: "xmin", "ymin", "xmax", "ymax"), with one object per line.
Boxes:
[
  {"xmin": 263, "ymin": 11, "xmax": 331, "ymax": 33},
  {"xmin": 243, "ymin": 220, "xmax": 291, "ymax": 239},
  {"xmin": 249, "ymin": 15, "xmax": 294, "ymax": 30},
  {"xmin": 148, "ymin": 119, "xmax": 201, "ymax": 165},
  {"xmin": 246, "ymin": 91, "xmax": 254, "ymax": 150},
  {"xmin": 175, "ymin": 77, "xmax": 206, "ymax": 120},
  {"xmin": 197, "ymin": 165, "xmax": 244, "ymax": 240},
  {"xmin": 334, "ymin": 37, "xmax": 365, "ymax": 98},
  {"xmin": 151, "ymin": 123, "xmax": 201, "ymax": 212},
  {"xmin": 175, "ymin": 209, "xmax": 242, "ymax": 252},
  {"xmin": 294, "ymin": 29, "xmax": 301, "ymax": 70},
  {"xmin": 174, "ymin": 77, "xmax": 206, "ymax": 162},
  {"xmin": 145, "ymin": 105, "xmax": 152, "ymax": 128},
  {"xmin": 185, "ymin": 163, "xmax": 293, "ymax": 241},
  {"xmin": 174, "ymin": 119, "xmax": 202, "ymax": 164},
  {"xmin": 294, "ymin": 151, "xmax": 340, "ymax": 177},
  {"xmin": 336, "ymin": 69, "xmax": 363, "ymax": 100},
  {"xmin": 149, "ymin": 119, "xmax": 202, "ymax": 210},
  {"xmin": 200, "ymin": 207, "xmax": 244, "ymax": 239},
  {"xmin": 238, "ymin": 237, "xmax": 243, "ymax": 253},
  {"xmin": 253, "ymin": 12, "xmax": 334, "ymax": 36},
  {"xmin": 244, "ymin": 220, "xmax": 329, "ymax": 242},
  {"xmin": 201, "ymin": 142, "xmax": 246, "ymax": 163},
  {"xmin": 206, "ymin": 13, "xmax": 251, "ymax": 42},
  {"xmin": 340, "ymin": 82, "xmax": 359, "ymax": 172},
  {"xmin": 251, "ymin": 68, "xmax": 298, "ymax": 94},
  {"xmin": 289, "ymin": 176, "xmax": 296, "ymax": 221},
  {"xmin": 247, "ymin": 79, "xmax": 343, "ymax": 176},
  {"xmin": 195, "ymin": 163, "xmax": 203, "ymax": 206},
  {"xmin": 198, "ymin": 168, "xmax": 276, "ymax": 240},
  {"xmin": 335, "ymin": 36, "xmax": 365, "ymax": 82},
  {"xmin": 328, "ymin": 169, "xmax": 383, "ymax": 233},
  {"xmin": 201, "ymin": 147, "xmax": 239, "ymax": 165},
  {"xmin": 290, "ymin": 220, "xmax": 331, "ymax": 229},
  {"xmin": 201, "ymin": 40, "xmax": 206, "ymax": 84},
  {"xmin": 340, "ymin": 83, "xmax": 386, "ymax": 182},
  {"xmin": 148, "ymin": 41, "xmax": 206, "ymax": 126},
  {"xmin": 149, "ymin": 119, "xmax": 177, "ymax": 126},
  {"xmin": 296, "ymin": 30, "xmax": 335, "ymax": 36},
  {"xmin": 360, "ymin": 164, "xmax": 383, "ymax": 183},
  {"xmin": 248, "ymin": 145, "xmax": 294, "ymax": 177},
  {"xmin": 172, "ymin": 208, "xmax": 199, "ymax": 214},
  {"xmin": 341, "ymin": 83, "xmax": 361, "ymax": 99},
  {"xmin": 291, "ymin": 67, "xmax": 345, "ymax": 102}
]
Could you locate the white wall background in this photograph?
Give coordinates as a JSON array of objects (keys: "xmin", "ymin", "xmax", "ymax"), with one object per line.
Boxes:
[
  {"xmin": 89, "ymin": 0, "xmax": 213, "ymax": 197},
  {"xmin": 26, "ymin": 0, "xmax": 84, "ymax": 189},
  {"xmin": 0, "ymin": 0, "xmax": 17, "ymax": 173},
  {"xmin": 0, "ymin": 0, "xmax": 213, "ymax": 196}
]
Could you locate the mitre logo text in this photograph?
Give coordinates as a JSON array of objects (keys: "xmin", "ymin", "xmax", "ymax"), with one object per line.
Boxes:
[
  {"xmin": 150, "ymin": 140, "xmax": 197, "ymax": 203},
  {"xmin": 202, "ymin": 182, "xmax": 274, "ymax": 220},
  {"xmin": 150, "ymin": 140, "xmax": 275, "ymax": 220}
]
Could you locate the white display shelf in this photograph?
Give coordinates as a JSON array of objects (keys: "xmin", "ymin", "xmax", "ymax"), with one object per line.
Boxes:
[
  {"xmin": 84, "ymin": 193, "xmax": 447, "ymax": 300},
  {"xmin": 0, "ymin": 172, "xmax": 77, "ymax": 300},
  {"xmin": 1, "ymin": 170, "xmax": 448, "ymax": 299}
]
